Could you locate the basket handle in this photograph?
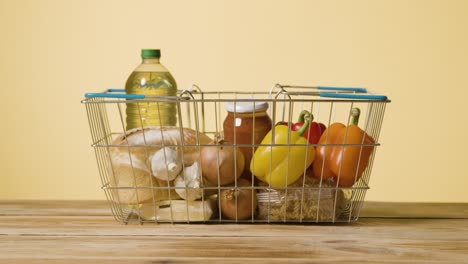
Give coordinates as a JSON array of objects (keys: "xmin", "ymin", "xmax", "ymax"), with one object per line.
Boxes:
[
  {"xmin": 318, "ymin": 86, "xmax": 387, "ymax": 100},
  {"xmin": 319, "ymin": 92, "xmax": 388, "ymax": 100},
  {"xmin": 316, "ymin": 86, "xmax": 368, "ymax": 93},
  {"xmin": 276, "ymin": 84, "xmax": 388, "ymax": 101},
  {"xmin": 84, "ymin": 89, "xmax": 145, "ymax": 99}
]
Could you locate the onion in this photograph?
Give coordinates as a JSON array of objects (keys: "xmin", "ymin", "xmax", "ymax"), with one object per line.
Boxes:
[
  {"xmin": 201, "ymin": 139, "xmax": 245, "ymax": 186},
  {"xmin": 220, "ymin": 178, "xmax": 257, "ymax": 220}
]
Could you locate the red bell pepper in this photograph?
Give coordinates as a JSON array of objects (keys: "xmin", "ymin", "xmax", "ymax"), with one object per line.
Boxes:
[
  {"xmin": 278, "ymin": 110, "xmax": 326, "ymax": 144},
  {"xmin": 298, "ymin": 110, "xmax": 326, "ymax": 144}
]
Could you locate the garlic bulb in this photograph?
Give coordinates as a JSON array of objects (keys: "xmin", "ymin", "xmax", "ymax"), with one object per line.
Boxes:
[
  {"xmin": 174, "ymin": 162, "xmax": 203, "ymax": 201},
  {"xmin": 149, "ymin": 147, "xmax": 182, "ymax": 181}
]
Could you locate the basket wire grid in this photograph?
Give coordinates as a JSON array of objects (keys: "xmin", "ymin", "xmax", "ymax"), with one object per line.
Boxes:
[{"xmin": 82, "ymin": 84, "xmax": 389, "ymax": 224}]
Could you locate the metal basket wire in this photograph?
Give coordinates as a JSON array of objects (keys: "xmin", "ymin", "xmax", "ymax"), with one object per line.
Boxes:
[{"xmin": 82, "ymin": 84, "xmax": 389, "ymax": 224}]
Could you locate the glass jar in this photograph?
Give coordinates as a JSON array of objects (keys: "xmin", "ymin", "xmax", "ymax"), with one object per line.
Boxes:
[{"xmin": 223, "ymin": 101, "xmax": 272, "ymax": 174}]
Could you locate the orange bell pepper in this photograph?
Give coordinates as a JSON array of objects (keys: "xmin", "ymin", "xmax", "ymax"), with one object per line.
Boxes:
[{"xmin": 312, "ymin": 108, "xmax": 375, "ymax": 187}]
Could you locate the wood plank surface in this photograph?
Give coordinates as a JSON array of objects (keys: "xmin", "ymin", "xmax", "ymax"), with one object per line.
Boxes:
[
  {"xmin": 1, "ymin": 200, "xmax": 467, "ymax": 263},
  {"xmin": 2, "ymin": 200, "xmax": 467, "ymax": 218},
  {"xmin": 361, "ymin": 202, "xmax": 468, "ymax": 219}
]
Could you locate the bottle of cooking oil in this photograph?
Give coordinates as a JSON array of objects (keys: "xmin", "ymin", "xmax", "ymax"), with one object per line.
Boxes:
[{"xmin": 125, "ymin": 49, "xmax": 177, "ymax": 130}]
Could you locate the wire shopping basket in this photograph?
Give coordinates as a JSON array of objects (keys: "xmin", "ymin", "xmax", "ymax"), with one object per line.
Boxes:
[{"xmin": 82, "ymin": 84, "xmax": 389, "ymax": 224}]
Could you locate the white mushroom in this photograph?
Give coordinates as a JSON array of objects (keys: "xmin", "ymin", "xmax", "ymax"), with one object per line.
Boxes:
[
  {"xmin": 174, "ymin": 162, "xmax": 203, "ymax": 201},
  {"xmin": 149, "ymin": 147, "xmax": 182, "ymax": 181}
]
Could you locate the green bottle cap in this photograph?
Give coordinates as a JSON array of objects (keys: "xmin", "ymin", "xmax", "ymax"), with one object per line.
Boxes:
[{"xmin": 141, "ymin": 49, "xmax": 161, "ymax": 59}]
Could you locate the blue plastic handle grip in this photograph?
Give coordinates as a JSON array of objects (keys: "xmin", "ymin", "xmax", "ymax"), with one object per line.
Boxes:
[
  {"xmin": 84, "ymin": 89, "xmax": 145, "ymax": 99},
  {"xmin": 317, "ymin": 86, "xmax": 367, "ymax": 93},
  {"xmin": 107, "ymin": 88, "xmax": 126, "ymax": 93},
  {"xmin": 320, "ymin": 92, "xmax": 387, "ymax": 101}
]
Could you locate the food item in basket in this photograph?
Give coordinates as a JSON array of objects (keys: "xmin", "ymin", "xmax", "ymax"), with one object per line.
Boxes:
[
  {"xmin": 220, "ymin": 179, "xmax": 257, "ymax": 220},
  {"xmin": 150, "ymin": 147, "xmax": 182, "ymax": 181},
  {"xmin": 125, "ymin": 49, "xmax": 178, "ymax": 130},
  {"xmin": 223, "ymin": 101, "xmax": 272, "ymax": 174},
  {"xmin": 312, "ymin": 108, "xmax": 375, "ymax": 187},
  {"xmin": 257, "ymin": 176, "xmax": 349, "ymax": 221},
  {"xmin": 250, "ymin": 125, "xmax": 315, "ymax": 187},
  {"xmin": 109, "ymin": 151, "xmax": 178, "ymax": 204},
  {"xmin": 136, "ymin": 199, "xmax": 216, "ymax": 222},
  {"xmin": 201, "ymin": 138, "xmax": 245, "ymax": 186},
  {"xmin": 112, "ymin": 126, "xmax": 211, "ymax": 168},
  {"xmin": 174, "ymin": 162, "xmax": 203, "ymax": 201},
  {"xmin": 109, "ymin": 126, "xmax": 212, "ymax": 203},
  {"xmin": 277, "ymin": 110, "xmax": 326, "ymax": 144}
]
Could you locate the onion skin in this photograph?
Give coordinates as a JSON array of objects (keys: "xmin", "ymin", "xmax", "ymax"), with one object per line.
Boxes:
[
  {"xmin": 220, "ymin": 178, "xmax": 257, "ymax": 220},
  {"xmin": 201, "ymin": 139, "xmax": 245, "ymax": 186}
]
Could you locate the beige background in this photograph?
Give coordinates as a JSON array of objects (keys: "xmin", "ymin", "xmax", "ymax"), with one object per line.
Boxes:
[{"xmin": 1, "ymin": 0, "xmax": 467, "ymax": 202}]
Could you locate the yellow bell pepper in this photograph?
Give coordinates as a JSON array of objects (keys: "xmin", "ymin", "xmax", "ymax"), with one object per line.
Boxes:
[{"xmin": 250, "ymin": 125, "xmax": 315, "ymax": 187}]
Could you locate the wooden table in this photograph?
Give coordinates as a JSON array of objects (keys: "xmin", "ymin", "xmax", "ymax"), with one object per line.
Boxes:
[{"xmin": 1, "ymin": 201, "xmax": 467, "ymax": 263}]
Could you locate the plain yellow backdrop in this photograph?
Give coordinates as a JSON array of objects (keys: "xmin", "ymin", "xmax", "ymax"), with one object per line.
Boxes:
[{"xmin": 1, "ymin": 0, "xmax": 467, "ymax": 202}]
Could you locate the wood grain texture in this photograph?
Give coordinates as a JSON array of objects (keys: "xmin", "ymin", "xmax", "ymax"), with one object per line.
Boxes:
[
  {"xmin": 2, "ymin": 200, "xmax": 467, "ymax": 218},
  {"xmin": 0, "ymin": 200, "xmax": 467, "ymax": 263},
  {"xmin": 361, "ymin": 202, "xmax": 468, "ymax": 219}
]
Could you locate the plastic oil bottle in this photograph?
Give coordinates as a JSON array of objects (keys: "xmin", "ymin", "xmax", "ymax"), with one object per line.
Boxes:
[{"xmin": 125, "ymin": 49, "xmax": 177, "ymax": 130}]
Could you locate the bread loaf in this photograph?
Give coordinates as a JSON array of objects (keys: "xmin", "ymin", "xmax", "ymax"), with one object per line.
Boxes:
[
  {"xmin": 112, "ymin": 126, "xmax": 212, "ymax": 166},
  {"xmin": 109, "ymin": 151, "xmax": 175, "ymax": 204},
  {"xmin": 108, "ymin": 126, "xmax": 212, "ymax": 204}
]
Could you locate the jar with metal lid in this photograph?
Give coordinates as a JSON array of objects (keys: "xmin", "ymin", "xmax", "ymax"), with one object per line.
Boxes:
[{"xmin": 223, "ymin": 101, "xmax": 272, "ymax": 175}]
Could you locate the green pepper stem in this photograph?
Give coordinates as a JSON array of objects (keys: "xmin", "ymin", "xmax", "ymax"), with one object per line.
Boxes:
[
  {"xmin": 350, "ymin": 108, "xmax": 361, "ymax": 125},
  {"xmin": 297, "ymin": 110, "xmax": 312, "ymax": 136},
  {"xmin": 297, "ymin": 110, "xmax": 314, "ymax": 123}
]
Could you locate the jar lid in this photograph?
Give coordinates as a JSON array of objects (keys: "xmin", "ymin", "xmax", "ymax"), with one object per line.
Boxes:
[
  {"xmin": 225, "ymin": 101, "xmax": 269, "ymax": 113},
  {"xmin": 141, "ymin": 49, "xmax": 161, "ymax": 59}
]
